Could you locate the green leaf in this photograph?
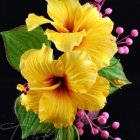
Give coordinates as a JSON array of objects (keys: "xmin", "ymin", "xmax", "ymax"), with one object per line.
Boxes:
[
  {"xmin": 1, "ymin": 25, "xmax": 51, "ymax": 71},
  {"xmin": 109, "ymin": 84, "xmax": 120, "ymax": 94},
  {"xmin": 15, "ymin": 97, "xmax": 55, "ymax": 139},
  {"xmin": 57, "ymin": 128, "xmax": 68, "ymax": 140},
  {"xmin": 72, "ymin": 125, "xmax": 80, "ymax": 140},
  {"xmin": 15, "ymin": 97, "xmax": 80, "ymax": 140},
  {"xmin": 67, "ymin": 126, "xmax": 76, "ymax": 140},
  {"xmin": 99, "ymin": 57, "xmax": 131, "ymax": 94},
  {"xmin": 56, "ymin": 125, "xmax": 80, "ymax": 140}
]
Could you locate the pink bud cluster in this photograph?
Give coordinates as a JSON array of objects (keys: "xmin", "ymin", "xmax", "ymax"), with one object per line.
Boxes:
[
  {"xmin": 89, "ymin": 1, "xmax": 139, "ymax": 55},
  {"xmin": 89, "ymin": 0, "xmax": 113, "ymax": 17},
  {"xmin": 75, "ymin": 110, "xmax": 121, "ymax": 140},
  {"xmin": 76, "ymin": 110, "xmax": 85, "ymax": 135},
  {"xmin": 116, "ymin": 27, "xmax": 139, "ymax": 55}
]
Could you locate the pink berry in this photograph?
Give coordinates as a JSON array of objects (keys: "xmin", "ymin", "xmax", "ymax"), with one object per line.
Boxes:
[
  {"xmin": 98, "ymin": 115, "xmax": 107, "ymax": 125},
  {"xmin": 118, "ymin": 47, "xmax": 125, "ymax": 54},
  {"xmin": 105, "ymin": 8, "xmax": 113, "ymax": 15},
  {"xmin": 114, "ymin": 137, "xmax": 121, "ymax": 140},
  {"xmin": 112, "ymin": 122, "xmax": 120, "ymax": 129},
  {"xmin": 95, "ymin": 0, "xmax": 102, "ymax": 3},
  {"xmin": 77, "ymin": 110, "xmax": 85, "ymax": 117},
  {"xmin": 123, "ymin": 46, "xmax": 129, "ymax": 54},
  {"xmin": 116, "ymin": 27, "xmax": 124, "ymax": 35},
  {"xmin": 91, "ymin": 128, "xmax": 99, "ymax": 135},
  {"xmin": 126, "ymin": 38, "xmax": 133, "ymax": 46},
  {"xmin": 131, "ymin": 29, "xmax": 139, "ymax": 37},
  {"xmin": 101, "ymin": 130, "xmax": 109, "ymax": 139},
  {"xmin": 93, "ymin": 128, "xmax": 99, "ymax": 135},
  {"xmin": 101, "ymin": 112, "xmax": 109, "ymax": 119},
  {"xmin": 78, "ymin": 128, "xmax": 84, "ymax": 136},
  {"xmin": 76, "ymin": 121, "xmax": 84, "ymax": 128}
]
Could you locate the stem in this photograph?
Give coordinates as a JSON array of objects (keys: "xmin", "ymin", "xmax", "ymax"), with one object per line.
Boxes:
[
  {"xmin": 116, "ymin": 41, "xmax": 125, "ymax": 45},
  {"xmin": 102, "ymin": 13, "xmax": 106, "ymax": 17},
  {"xmin": 116, "ymin": 34, "xmax": 120, "ymax": 41},
  {"xmin": 109, "ymin": 135, "xmax": 115, "ymax": 140},
  {"xmin": 84, "ymin": 112, "xmax": 101, "ymax": 132},
  {"xmin": 84, "ymin": 112, "xmax": 95, "ymax": 131},
  {"xmin": 100, "ymin": 0, "xmax": 106, "ymax": 11},
  {"xmin": 117, "ymin": 34, "xmax": 131, "ymax": 43},
  {"xmin": 90, "ymin": 120, "xmax": 102, "ymax": 132},
  {"xmin": 101, "ymin": 125, "xmax": 111, "ymax": 129}
]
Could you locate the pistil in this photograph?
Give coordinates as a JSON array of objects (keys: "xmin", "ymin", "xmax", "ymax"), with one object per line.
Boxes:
[{"xmin": 17, "ymin": 81, "xmax": 61, "ymax": 94}]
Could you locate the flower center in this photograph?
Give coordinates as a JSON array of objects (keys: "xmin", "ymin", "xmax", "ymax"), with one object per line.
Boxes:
[
  {"xmin": 53, "ymin": 76, "xmax": 71, "ymax": 96},
  {"xmin": 66, "ymin": 23, "xmax": 74, "ymax": 32},
  {"xmin": 50, "ymin": 76, "xmax": 68, "ymax": 91}
]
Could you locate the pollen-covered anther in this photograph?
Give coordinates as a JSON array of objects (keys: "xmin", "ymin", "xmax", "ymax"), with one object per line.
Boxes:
[
  {"xmin": 21, "ymin": 90, "xmax": 27, "ymax": 95},
  {"xmin": 17, "ymin": 83, "xmax": 30, "ymax": 95}
]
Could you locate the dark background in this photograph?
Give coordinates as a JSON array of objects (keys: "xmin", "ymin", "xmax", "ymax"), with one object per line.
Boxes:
[{"xmin": 0, "ymin": 0, "xmax": 140, "ymax": 139}]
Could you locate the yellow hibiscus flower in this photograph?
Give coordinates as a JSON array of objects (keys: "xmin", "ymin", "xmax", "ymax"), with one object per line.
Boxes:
[
  {"xmin": 26, "ymin": 0, "xmax": 117, "ymax": 70},
  {"xmin": 17, "ymin": 44, "xmax": 109, "ymax": 128}
]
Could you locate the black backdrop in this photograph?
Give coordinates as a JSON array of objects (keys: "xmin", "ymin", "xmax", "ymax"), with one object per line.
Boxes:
[{"xmin": 0, "ymin": 0, "xmax": 140, "ymax": 140}]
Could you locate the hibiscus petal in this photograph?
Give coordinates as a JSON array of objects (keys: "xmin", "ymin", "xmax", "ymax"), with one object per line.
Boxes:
[
  {"xmin": 75, "ymin": 30, "xmax": 117, "ymax": 70},
  {"xmin": 46, "ymin": 0, "xmax": 80, "ymax": 32},
  {"xmin": 26, "ymin": 13, "xmax": 52, "ymax": 31},
  {"xmin": 59, "ymin": 51, "xmax": 97, "ymax": 93},
  {"xmin": 45, "ymin": 29, "xmax": 86, "ymax": 51},
  {"xmin": 20, "ymin": 44, "xmax": 63, "ymax": 86},
  {"xmin": 39, "ymin": 90, "xmax": 76, "ymax": 128},
  {"xmin": 73, "ymin": 76, "xmax": 109, "ymax": 111},
  {"xmin": 73, "ymin": 3, "xmax": 114, "ymax": 33},
  {"xmin": 21, "ymin": 91, "xmax": 43, "ymax": 114}
]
